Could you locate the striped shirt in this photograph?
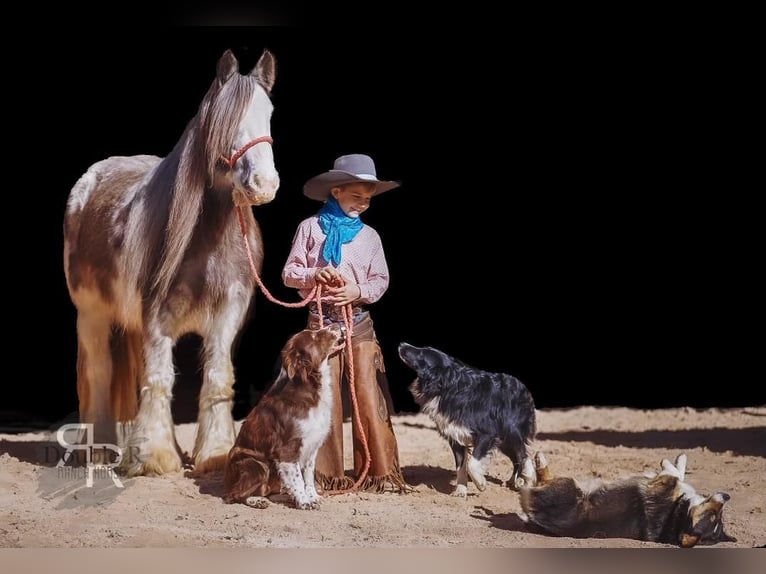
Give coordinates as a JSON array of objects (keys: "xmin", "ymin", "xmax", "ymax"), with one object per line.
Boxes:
[{"xmin": 282, "ymin": 215, "xmax": 389, "ymax": 304}]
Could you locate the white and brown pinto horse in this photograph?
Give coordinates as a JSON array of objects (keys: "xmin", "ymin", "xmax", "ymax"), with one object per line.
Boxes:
[{"xmin": 63, "ymin": 49, "xmax": 279, "ymax": 476}]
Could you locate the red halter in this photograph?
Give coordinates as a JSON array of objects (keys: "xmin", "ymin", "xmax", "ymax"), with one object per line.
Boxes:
[{"xmin": 220, "ymin": 135, "xmax": 273, "ymax": 169}]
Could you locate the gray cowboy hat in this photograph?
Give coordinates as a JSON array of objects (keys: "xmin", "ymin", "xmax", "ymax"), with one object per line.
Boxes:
[{"xmin": 303, "ymin": 154, "xmax": 401, "ymax": 201}]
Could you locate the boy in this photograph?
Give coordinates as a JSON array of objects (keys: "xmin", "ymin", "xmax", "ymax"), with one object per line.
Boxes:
[{"xmin": 281, "ymin": 153, "xmax": 410, "ymax": 493}]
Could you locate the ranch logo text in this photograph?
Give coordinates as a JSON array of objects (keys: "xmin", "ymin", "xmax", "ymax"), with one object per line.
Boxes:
[
  {"xmin": 36, "ymin": 422, "xmax": 139, "ymax": 509},
  {"xmin": 53, "ymin": 423, "xmax": 124, "ymax": 488}
]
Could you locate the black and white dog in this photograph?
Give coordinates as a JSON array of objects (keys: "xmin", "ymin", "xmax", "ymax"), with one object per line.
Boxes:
[{"xmin": 398, "ymin": 342, "xmax": 537, "ymax": 497}]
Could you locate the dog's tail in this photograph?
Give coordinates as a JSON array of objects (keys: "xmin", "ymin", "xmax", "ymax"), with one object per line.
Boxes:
[{"xmin": 223, "ymin": 446, "xmax": 274, "ymax": 504}]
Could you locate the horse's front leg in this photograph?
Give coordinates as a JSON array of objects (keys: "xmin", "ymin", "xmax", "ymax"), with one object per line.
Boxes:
[
  {"xmin": 193, "ymin": 311, "xmax": 242, "ymax": 474},
  {"xmin": 120, "ymin": 330, "xmax": 181, "ymax": 476}
]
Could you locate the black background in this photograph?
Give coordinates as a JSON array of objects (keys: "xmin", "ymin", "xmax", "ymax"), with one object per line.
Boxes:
[{"xmin": 5, "ymin": 27, "xmax": 761, "ymax": 429}]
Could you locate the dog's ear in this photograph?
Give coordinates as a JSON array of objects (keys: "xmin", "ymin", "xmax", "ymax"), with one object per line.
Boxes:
[
  {"xmin": 282, "ymin": 339, "xmax": 298, "ymax": 380},
  {"xmin": 287, "ymin": 348, "xmax": 314, "ymax": 383},
  {"xmin": 283, "ymin": 350, "xmax": 312, "ymax": 381},
  {"xmin": 284, "ymin": 358, "xmax": 297, "ymax": 380}
]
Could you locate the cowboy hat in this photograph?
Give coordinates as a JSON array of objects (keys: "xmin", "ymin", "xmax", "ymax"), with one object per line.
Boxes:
[{"xmin": 303, "ymin": 154, "xmax": 401, "ymax": 201}]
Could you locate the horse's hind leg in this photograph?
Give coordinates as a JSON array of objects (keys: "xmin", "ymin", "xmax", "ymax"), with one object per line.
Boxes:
[
  {"xmin": 120, "ymin": 331, "xmax": 181, "ymax": 476},
  {"xmin": 76, "ymin": 311, "xmax": 117, "ymax": 458},
  {"xmin": 193, "ymin": 319, "xmax": 241, "ymax": 474}
]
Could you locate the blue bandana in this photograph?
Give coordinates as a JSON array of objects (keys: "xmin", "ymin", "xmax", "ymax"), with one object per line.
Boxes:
[{"xmin": 317, "ymin": 196, "xmax": 363, "ymax": 266}]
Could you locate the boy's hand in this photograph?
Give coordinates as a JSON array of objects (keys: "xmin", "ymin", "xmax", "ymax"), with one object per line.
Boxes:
[
  {"xmin": 315, "ymin": 267, "xmax": 342, "ymax": 285},
  {"xmin": 324, "ymin": 283, "xmax": 362, "ymax": 306}
]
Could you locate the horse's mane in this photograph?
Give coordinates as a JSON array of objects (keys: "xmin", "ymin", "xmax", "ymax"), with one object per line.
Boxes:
[{"xmin": 143, "ymin": 66, "xmax": 265, "ymax": 304}]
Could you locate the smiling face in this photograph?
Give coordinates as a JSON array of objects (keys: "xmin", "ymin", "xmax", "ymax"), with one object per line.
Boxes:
[{"xmin": 330, "ymin": 182, "xmax": 376, "ymax": 218}]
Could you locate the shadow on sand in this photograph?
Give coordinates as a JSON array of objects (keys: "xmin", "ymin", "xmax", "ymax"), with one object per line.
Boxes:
[{"xmin": 536, "ymin": 427, "xmax": 766, "ymax": 458}]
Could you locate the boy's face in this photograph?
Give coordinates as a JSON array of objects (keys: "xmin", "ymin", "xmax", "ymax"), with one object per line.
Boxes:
[{"xmin": 331, "ymin": 183, "xmax": 375, "ymax": 218}]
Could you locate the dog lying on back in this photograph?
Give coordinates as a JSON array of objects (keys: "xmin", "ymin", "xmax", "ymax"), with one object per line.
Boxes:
[
  {"xmin": 398, "ymin": 342, "xmax": 537, "ymax": 497},
  {"xmin": 519, "ymin": 452, "xmax": 736, "ymax": 547},
  {"xmin": 223, "ymin": 324, "xmax": 343, "ymax": 509}
]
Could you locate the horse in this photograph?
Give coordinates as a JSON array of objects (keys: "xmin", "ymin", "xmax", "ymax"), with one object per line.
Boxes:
[{"xmin": 63, "ymin": 48, "xmax": 279, "ymax": 477}]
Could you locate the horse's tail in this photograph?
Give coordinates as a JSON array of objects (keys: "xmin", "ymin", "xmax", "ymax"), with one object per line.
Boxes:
[{"xmin": 109, "ymin": 327, "xmax": 142, "ymax": 422}]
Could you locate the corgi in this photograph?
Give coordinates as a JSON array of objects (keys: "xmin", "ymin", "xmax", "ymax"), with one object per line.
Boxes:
[{"xmin": 519, "ymin": 452, "xmax": 736, "ymax": 547}]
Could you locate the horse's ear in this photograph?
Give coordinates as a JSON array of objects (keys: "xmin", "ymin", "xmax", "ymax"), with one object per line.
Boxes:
[
  {"xmin": 217, "ymin": 49, "xmax": 239, "ymax": 83},
  {"xmin": 250, "ymin": 49, "xmax": 276, "ymax": 94}
]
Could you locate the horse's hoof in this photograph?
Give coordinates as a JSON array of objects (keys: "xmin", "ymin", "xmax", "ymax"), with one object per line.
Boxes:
[
  {"xmin": 121, "ymin": 448, "xmax": 182, "ymax": 477},
  {"xmin": 193, "ymin": 452, "xmax": 228, "ymax": 475}
]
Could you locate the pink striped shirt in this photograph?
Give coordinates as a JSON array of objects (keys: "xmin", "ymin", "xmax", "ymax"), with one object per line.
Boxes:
[{"xmin": 282, "ymin": 215, "xmax": 389, "ymax": 304}]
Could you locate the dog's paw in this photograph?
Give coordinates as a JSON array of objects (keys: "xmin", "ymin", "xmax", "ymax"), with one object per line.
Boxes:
[
  {"xmin": 471, "ymin": 474, "xmax": 487, "ymax": 491},
  {"xmin": 515, "ymin": 457, "xmax": 537, "ymax": 489},
  {"xmin": 295, "ymin": 499, "xmax": 321, "ymax": 510},
  {"xmin": 660, "ymin": 454, "xmax": 687, "ymax": 480},
  {"xmin": 467, "ymin": 458, "xmax": 487, "ymax": 491},
  {"xmin": 512, "ymin": 475, "xmax": 530, "ymax": 490},
  {"xmin": 674, "ymin": 453, "xmax": 687, "ymax": 479},
  {"xmin": 451, "ymin": 484, "xmax": 468, "ymax": 498},
  {"xmin": 244, "ymin": 496, "xmax": 270, "ymax": 509},
  {"xmin": 532, "ymin": 451, "xmax": 554, "ymax": 483}
]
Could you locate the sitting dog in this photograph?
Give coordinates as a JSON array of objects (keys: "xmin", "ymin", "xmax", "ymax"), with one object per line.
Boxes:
[
  {"xmin": 223, "ymin": 324, "xmax": 344, "ymax": 509},
  {"xmin": 398, "ymin": 342, "xmax": 537, "ymax": 497},
  {"xmin": 519, "ymin": 452, "xmax": 736, "ymax": 547}
]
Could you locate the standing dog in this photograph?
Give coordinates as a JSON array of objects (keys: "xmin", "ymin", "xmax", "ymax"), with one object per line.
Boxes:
[
  {"xmin": 223, "ymin": 324, "xmax": 344, "ymax": 509},
  {"xmin": 398, "ymin": 342, "xmax": 537, "ymax": 497},
  {"xmin": 519, "ymin": 452, "xmax": 736, "ymax": 547}
]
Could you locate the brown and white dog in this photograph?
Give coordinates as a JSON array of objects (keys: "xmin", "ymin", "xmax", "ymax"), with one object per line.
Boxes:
[
  {"xmin": 223, "ymin": 324, "xmax": 343, "ymax": 509},
  {"xmin": 519, "ymin": 452, "xmax": 736, "ymax": 547}
]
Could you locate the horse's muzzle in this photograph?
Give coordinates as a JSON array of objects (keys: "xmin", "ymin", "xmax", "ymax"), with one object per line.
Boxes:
[{"xmin": 233, "ymin": 180, "xmax": 279, "ymax": 206}]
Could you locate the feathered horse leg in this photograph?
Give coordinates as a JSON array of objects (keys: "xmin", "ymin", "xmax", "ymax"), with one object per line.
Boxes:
[
  {"xmin": 120, "ymin": 327, "xmax": 182, "ymax": 476},
  {"xmin": 193, "ymin": 293, "xmax": 248, "ymax": 474}
]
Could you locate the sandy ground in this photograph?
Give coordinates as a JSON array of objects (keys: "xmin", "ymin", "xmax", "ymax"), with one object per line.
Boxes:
[{"xmin": 0, "ymin": 406, "xmax": 764, "ymax": 549}]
